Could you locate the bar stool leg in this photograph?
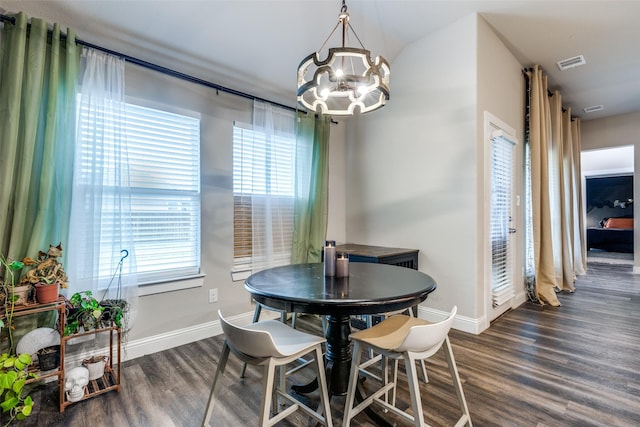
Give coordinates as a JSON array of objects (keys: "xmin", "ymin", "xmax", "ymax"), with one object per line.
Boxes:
[
  {"xmin": 241, "ymin": 304, "xmax": 263, "ymax": 378},
  {"xmin": 342, "ymin": 341, "xmax": 364, "ymax": 427},
  {"xmin": 202, "ymin": 343, "xmax": 230, "ymax": 427},
  {"xmin": 260, "ymin": 359, "xmax": 277, "ymax": 427},
  {"xmin": 404, "ymin": 354, "xmax": 425, "ymax": 427},
  {"xmin": 444, "ymin": 336, "xmax": 472, "ymax": 426}
]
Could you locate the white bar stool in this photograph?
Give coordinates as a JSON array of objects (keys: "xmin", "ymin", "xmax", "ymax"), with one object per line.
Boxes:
[
  {"xmin": 240, "ymin": 302, "xmax": 299, "ymax": 378},
  {"xmin": 343, "ymin": 306, "xmax": 471, "ymax": 427},
  {"xmin": 359, "ymin": 309, "xmax": 429, "ymax": 384},
  {"xmin": 202, "ymin": 310, "xmax": 333, "ymax": 427}
]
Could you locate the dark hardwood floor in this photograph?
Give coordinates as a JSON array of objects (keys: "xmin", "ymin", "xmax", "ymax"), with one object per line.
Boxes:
[{"xmin": 15, "ymin": 260, "xmax": 640, "ymax": 426}]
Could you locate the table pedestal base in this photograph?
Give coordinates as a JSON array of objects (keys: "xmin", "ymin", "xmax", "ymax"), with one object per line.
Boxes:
[
  {"xmin": 325, "ymin": 314, "xmax": 352, "ymax": 396},
  {"xmin": 291, "ymin": 314, "xmax": 351, "ymax": 396},
  {"xmin": 290, "ymin": 314, "xmax": 393, "ymax": 427}
]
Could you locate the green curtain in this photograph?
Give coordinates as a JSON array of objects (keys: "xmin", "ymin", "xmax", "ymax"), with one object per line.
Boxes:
[
  {"xmin": 0, "ymin": 12, "xmax": 79, "ymax": 263},
  {"xmin": 291, "ymin": 113, "xmax": 331, "ymax": 263}
]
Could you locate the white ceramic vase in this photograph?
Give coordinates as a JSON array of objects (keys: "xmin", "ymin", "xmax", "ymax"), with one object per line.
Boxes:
[{"xmin": 83, "ymin": 356, "xmax": 108, "ymax": 381}]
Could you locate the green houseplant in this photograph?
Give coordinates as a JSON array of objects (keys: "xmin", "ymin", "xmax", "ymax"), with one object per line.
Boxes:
[
  {"xmin": 64, "ymin": 291, "xmax": 105, "ymax": 336},
  {"xmin": 98, "ymin": 299, "xmax": 126, "ymax": 330},
  {"xmin": 0, "ymin": 353, "xmax": 35, "ymax": 426},
  {"xmin": 64, "ymin": 291, "xmax": 127, "ymax": 336},
  {"xmin": 97, "ymin": 249, "xmax": 129, "ymax": 332},
  {"xmin": 0, "ymin": 256, "xmax": 36, "ymax": 425}
]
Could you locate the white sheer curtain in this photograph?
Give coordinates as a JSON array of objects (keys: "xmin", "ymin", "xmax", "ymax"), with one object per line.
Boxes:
[
  {"xmin": 250, "ymin": 100, "xmax": 297, "ymax": 273},
  {"xmin": 67, "ymin": 47, "xmax": 138, "ymax": 328}
]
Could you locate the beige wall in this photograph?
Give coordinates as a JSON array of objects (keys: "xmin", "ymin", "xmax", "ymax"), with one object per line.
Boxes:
[
  {"xmin": 581, "ymin": 111, "xmax": 640, "ymax": 150},
  {"xmin": 327, "ymin": 121, "xmax": 348, "ymax": 243},
  {"xmin": 582, "ymin": 112, "xmax": 640, "ymax": 270},
  {"xmin": 476, "ymin": 16, "xmax": 526, "ymax": 326},
  {"xmin": 345, "ymin": 14, "xmax": 525, "ymax": 332},
  {"xmin": 347, "ymin": 13, "xmax": 479, "ymax": 326}
]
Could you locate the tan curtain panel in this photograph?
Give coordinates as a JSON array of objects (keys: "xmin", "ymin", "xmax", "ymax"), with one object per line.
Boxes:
[
  {"xmin": 525, "ymin": 65, "xmax": 584, "ymax": 306},
  {"xmin": 572, "ymin": 119, "xmax": 587, "ymax": 275}
]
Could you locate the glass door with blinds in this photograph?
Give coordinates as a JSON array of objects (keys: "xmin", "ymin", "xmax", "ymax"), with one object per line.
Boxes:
[{"xmin": 485, "ymin": 112, "xmax": 519, "ymax": 323}]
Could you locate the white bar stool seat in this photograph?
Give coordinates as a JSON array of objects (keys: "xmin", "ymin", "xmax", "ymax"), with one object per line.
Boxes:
[
  {"xmin": 202, "ymin": 310, "xmax": 333, "ymax": 427},
  {"xmin": 343, "ymin": 306, "xmax": 471, "ymax": 427},
  {"xmin": 360, "ymin": 309, "xmax": 429, "ymax": 384},
  {"xmin": 240, "ymin": 302, "xmax": 301, "ymax": 378}
]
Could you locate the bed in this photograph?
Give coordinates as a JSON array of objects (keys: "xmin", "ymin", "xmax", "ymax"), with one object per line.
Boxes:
[{"xmin": 587, "ymin": 217, "xmax": 634, "ymax": 253}]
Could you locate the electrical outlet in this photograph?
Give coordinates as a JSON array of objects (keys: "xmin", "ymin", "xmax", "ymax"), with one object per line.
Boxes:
[{"xmin": 209, "ymin": 288, "xmax": 218, "ymax": 303}]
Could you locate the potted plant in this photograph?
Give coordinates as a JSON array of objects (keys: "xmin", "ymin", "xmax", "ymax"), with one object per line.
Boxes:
[
  {"xmin": 82, "ymin": 355, "xmax": 108, "ymax": 381},
  {"xmin": 20, "ymin": 244, "xmax": 68, "ymax": 304},
  {"xmin": 36, "ymin": 345, "xmax": 60, "ymax": 372},
  {"xmin": 99, "ymin": 299, "xmax": 127, "ymax": 330},
  {"xmin": 98, "ymin": 249, "xmax": 129, "ymax": 332},
  {"xmin": 64, "ymin": 291, "xmax": 105, "ymax": 336},
  {"xmin": 0, "ymin": 353, "xmax": 35, "ymax": 424}
]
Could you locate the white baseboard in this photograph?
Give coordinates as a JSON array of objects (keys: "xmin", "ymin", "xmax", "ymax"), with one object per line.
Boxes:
[
  {"xmin": 64, "ymin": 311, "xmax": 257, "ymax": 364},
  {"xmin": 101, "ymin": 307, "xmax": 484, "ymax": 363},
  {"xmin": 514, "ymin": 290, "xmax": 527, "ymax": 307},
  {"xmin": 417, "ymin": 306, "xmax": 482, "ymax": 335},
  {"xmin": 123, "ymin": 311, "xmax": 259, "ymax": 361}
]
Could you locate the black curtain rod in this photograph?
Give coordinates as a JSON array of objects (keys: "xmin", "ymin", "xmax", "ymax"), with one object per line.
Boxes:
[{"xmin": 0, "ymin": 12, "xmax": 303, "ymax": 114}]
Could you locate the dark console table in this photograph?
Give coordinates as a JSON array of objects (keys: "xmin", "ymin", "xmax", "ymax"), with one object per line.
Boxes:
[
  {"xmin": 335, "ymin": 243, "xmax": 419, "ymax": 270},
  {"xmin": 335, "ymin": 244, "xmax": 420, "ymax": 325}
]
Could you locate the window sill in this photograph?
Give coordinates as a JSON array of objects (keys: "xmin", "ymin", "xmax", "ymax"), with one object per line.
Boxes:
[
  {"xmin": 139, "ymin": 274, "xmax": 206, "ymax": 296},
  {"xmin": 231, "ymin": 268, "xmax": 251, "ymax": 283}
]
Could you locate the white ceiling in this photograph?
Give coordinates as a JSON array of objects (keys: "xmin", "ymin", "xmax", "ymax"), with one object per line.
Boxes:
[{"xmin": 2, "ymin": 0, "xmax": 640, "ymax": 121}]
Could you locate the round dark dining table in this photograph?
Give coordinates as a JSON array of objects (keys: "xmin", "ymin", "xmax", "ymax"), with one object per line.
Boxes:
[{"xmin": 244, "ymin": 262, "xmax": 437, "ymax": 397}]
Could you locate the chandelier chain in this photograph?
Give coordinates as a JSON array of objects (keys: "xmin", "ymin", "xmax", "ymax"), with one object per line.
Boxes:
[
  {"xmin": 318, "ymin": 21, "xmax": 342, "ymax": 53},
  {"xmin": 346, "ymin": 22, "xmax": 366, "ymax": 50}
]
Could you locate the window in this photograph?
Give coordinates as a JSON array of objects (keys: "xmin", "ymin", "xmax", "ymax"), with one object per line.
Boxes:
[
  {"xmin": 76, "ymin": 101, "xmax": 201, "ymax": 284},
  {"xmin": 232, "ymin": 122, "xmax": 295, "ymax": 270}
]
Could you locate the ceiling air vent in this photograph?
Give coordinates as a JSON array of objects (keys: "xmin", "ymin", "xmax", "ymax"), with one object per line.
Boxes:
[
  {"xmin": 584, "ymin": 105, "xmax": 604, "ymax": 113},
  {"xmin": 556, "ymin": 55, "xmax": 586, "ymax": 71}
]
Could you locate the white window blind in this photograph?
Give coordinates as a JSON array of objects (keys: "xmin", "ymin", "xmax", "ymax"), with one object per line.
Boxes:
[
  {"xmin": 491, "ymin": 134, "xmax": 515, "ymax": 306},
  {"xmin": 77, "ymin": 101, "xmax": 201, "ymax": 284},
  {"xmin": 232, "ymin": 123, "xmax": 295, "ymax": 264}
]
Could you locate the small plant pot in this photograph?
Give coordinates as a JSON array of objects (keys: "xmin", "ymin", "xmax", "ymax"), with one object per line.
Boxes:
[
  {"xmin": 83, "ymin": 355, "xmax": 108, "ymax": 380},
  {"xmin": 35, "ymin": 282, "xmax": 60, "ymax": 304},
  {"xmin": 10, "ymin": 285, "xmax": 31, "ymax": 305},
  {"xmin": 37, "ymin": 345, "xmax": 61, "ymax": 371}
]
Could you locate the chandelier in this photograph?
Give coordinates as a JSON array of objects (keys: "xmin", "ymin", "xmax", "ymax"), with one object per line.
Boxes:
[{"xmin": 297, "ymin": 0, "xmax": 390, "ymax": 115}]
